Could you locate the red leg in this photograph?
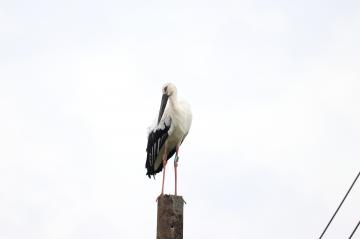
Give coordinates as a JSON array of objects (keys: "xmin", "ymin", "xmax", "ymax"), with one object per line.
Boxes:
[
  {"xmin": 157, "ymin": 142, "xmax": 167, "ymax": 201},
  {"xmin": 160, "ymin": 158, "xmax": 167, "ymax": 195}
]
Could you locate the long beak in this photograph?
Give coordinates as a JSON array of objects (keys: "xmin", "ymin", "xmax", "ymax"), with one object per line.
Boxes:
[{"xmin": 158, "ymin": 94, "xmax": 169, "ymax": 124}]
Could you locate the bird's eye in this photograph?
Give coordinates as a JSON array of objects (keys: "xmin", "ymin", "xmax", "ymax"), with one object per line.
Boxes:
[{"xmin": 164, "ymin": 86, "xmax": 168, "ymax": 93}]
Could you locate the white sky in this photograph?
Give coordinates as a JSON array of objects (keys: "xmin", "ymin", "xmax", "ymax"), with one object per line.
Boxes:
[{"xmin": 1, "ymin": 0, "xmax": 360, "ymax": 238}]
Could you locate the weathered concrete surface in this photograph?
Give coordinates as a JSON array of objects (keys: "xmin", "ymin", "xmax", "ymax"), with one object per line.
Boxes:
[{"xmin": 157, "ymin": 195, "xmax": 184, "ymax": 239}]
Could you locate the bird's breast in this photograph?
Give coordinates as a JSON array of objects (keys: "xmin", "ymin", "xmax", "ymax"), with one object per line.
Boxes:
[{"xmin": 168, "ymin": 106, "xmax": 191, "ymax": 143}]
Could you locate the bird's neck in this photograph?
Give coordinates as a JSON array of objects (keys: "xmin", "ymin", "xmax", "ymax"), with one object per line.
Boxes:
[{"xmin": 169, "ymin": 93, "xmax": 178, "ymax": 108}]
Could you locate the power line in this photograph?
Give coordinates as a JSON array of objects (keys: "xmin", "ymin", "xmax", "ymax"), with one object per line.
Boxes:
[
  {"xmin": 349, "ymin": 220, "xmax": 360, "ymax": 239},
  {"xmin": 319, "ymin": 170, "xmax": 360, "ymax": 239}
]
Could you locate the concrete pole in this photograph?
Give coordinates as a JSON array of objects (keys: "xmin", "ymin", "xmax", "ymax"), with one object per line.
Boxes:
[{"xmin": 157, "ymin": 195, "xmax": 185, "ymax": 239}]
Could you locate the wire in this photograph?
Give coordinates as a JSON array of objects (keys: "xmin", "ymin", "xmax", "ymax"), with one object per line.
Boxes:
[
  {"xmin": 319, "ymin": 170, "xmax": 360, "ymax": 239},
  {"xmin": 349, "ymin": 220, "xmax": 360, "ymax": 239}
]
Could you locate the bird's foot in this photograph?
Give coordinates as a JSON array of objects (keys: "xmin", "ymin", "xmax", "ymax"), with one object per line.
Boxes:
[{"xmin": 156, "ymin": 193, "xmax": 164, "ymax": 202}]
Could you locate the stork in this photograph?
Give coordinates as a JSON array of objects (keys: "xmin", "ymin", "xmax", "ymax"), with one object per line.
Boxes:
[{"xmin": 145, "ymin": 83, "xmax": 192, "ymax": 200}]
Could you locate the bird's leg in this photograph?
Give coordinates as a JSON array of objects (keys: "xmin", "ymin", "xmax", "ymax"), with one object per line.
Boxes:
[
  {"xmin": 160, "ymin": 157, "xmax": 167, "ymax": 195},
  {"xmin": 174, "ymin": 145, "xmax": 180, "ymax": 196},
  {"xmin": 157, "ymin": 142, "xmax": 168, "ymax": 201}
]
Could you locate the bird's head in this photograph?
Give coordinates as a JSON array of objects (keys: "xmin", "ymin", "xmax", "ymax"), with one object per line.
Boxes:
[
  {"xmin": 162, "ymin": 82, "xmax": 177, "ymax": 96},
  {"xmin": 158, "ymin": 83, "xmax": 177, "ymax": 124}
]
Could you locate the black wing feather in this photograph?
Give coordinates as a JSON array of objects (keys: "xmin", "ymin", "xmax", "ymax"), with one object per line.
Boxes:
[{"xmin": 145, "ymin": 119, "xmax": 172, "ymax": 178}]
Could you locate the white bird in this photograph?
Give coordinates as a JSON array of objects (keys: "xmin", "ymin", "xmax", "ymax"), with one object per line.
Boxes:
[{"xmin": 145, "ymin": 83, "xmax": 192, "ymax": 199}]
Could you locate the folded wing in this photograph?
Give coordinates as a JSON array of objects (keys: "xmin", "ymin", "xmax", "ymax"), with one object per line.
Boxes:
[{"xmin": 145, "ymin": 117, "xmax": 172, "ymax": 178}]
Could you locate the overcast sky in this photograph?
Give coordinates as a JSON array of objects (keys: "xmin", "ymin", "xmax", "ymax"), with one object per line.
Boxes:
[{"xmin": 1, "ymin": 0, "xmax": 360, "ymax": 238}]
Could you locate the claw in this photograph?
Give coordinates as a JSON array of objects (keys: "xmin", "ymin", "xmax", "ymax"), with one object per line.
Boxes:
[{"xmin": 156, "ymin": 194, "xmax": 164, "ymax": 202}]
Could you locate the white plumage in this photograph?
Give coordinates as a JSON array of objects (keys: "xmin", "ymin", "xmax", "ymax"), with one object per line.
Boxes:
[{"xmin": 145, "ymin": 83, "xmax": 192, "ymax": 197}]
